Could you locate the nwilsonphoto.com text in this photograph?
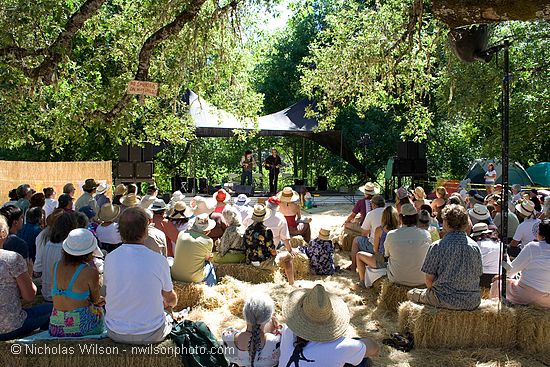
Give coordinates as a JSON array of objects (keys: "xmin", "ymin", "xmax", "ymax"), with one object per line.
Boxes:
[{"xmin": 11, "ymin": 343, "xmax": 235, "ymax": 356}]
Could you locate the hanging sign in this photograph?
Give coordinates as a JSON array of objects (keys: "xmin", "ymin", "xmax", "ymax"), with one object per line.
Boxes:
[{"xmin": 127, "ymin": 80, "xmax": 159, "ymax": 97}]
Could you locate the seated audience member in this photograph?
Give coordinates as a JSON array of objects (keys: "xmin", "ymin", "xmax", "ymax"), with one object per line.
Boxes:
[
  {"xmin": 470, "ymin": 223, "xmax": 500, "ymax": 288},
  {"xmin": 233, "ymin": 194, "xmax": 253, "ymax": 222},
  {"xmin": 168, "ymin": 201, "xmax": 192, "ymax": 232},
  {"xmin": 78, "ymin": 206, "xmax": 98, "ymax": 231},
  {"xmin": 121, "ymin": 193, "xmax": 140, "ymax": 209},
  {"xmin": 0, "ymin": 215, "xmax": 53, "ymax": 341},
  {"xmin": 167, "ymin": 190, "xmax": 185, "ymax": 211},
  {"xmin": 58, "ymin": 193, "xmax": 74, "ymax": 212},
  {"xmin": 349, "ymin": 195, "xmax": 385, "ymax": 272},
  {"xmin": 431, "ymin": 186, "xmax": 448, "ymax": 224},
  {"xmin": 33, "ymin": 210, "xmax": 63, "ymax": 278},
  {"xmin": 43, "ymin": 187, "xmax": 58, "ymax": 219},
  {"xmin": 395, "ymin": 187, "xmax": 411, "ymax": 214},
  {"xmin": 413, "ymin": 186, "xmax": 430, "ymax": 212},
  {"xmin": 223, "ymin": 293, "xmax": 281, "ymax": 367},
  {"xmin": 263, "ymin": 196, "xmax": 291, "ymax": 248},
  {"xmin": 15, "ymin": 184, "xmax": 33, "ymax": 214},
  {"xmin": 112, "ymin": 184, "xmax": 127, "ymax": 205},
  {"xmin": 0, "ymin": 205, "xmax": 30, "ymax": 270},
  {"xmin": 417, "ymin": 209, "xmax": 440, "ymax": 242},
  {"xmin": 529, "ymin": 189, "xmax": 542, "ymax": 213},
  {"xmin": 509, "ymin": 200, "xmax": 541, "ymax": 257},
  {"xmin": 384, "ymin": 204, "xmax": 431, "ymax": 287},
  {"xmin": 40, "ymin": 212, "xmax": 79, "ymax": 301},
  {"xmin": 343, "ymin": 183, "xmax": 377, "ymax": 231},
  {"xmin": 278, "ymin": 187, "xmax": 311, "ymax": 242},
  {"xmin": 104, "ymin": 207, "xmax": 176, "ymax": 344},
  {"xmin": 447, "ymin": 193, "xmax": 465, "ymax": 207},
  {"xmin": 408, "ymin": 205, "xmax": 483, "ymax": 310},
  {"xmin": 143, "ymin": 209, "xmax": 168, "ymax": 256},
  {"xmin": 356, "ymin": 206, "xmax": 399, "ymax": 284},
  {"xmin": 139, "ymin": 185, "xmax": 159, "ymax": 210},
  {"xmin": 213, "ymin": 189, "xmax": 230, "ymax": 214},
  {"xmin": 94, "ymin": 183, "xmax": 111, "ymax": 209},
  {"xmin": 540, "ymin": 196, "xmax": 550, "ymax": 220},
  {"xmin": 63, "ymin": 183, "xmax": 76, "ymax": 199},
  {"xmin": 492, "ymin": 198, "xmax": 519, "ymax": 242},
  {"xmin": 279, "ymin": 284, "xmax": 379, "ymax": 367},
  {"xmin": 490, "ymin": 220, "xmax": 550, "ymax": 308},
  {"xmin": 4, "ymin": 188, "xmax": 18, "ymax": 206},
  {"xmin": 17, "ymin": 207, "xmax": 44, "ymax": 262},
  {"xmin": 96, "ymin": 203, "xmax": 122, "ymax": 252},
  {"xmin": 214, "ymin": 207, "xmax": 246, "ymax": 264},
  {"xmin": 301, "ymin": 228, "xmax": 336, "ymax": 275},
  {"xmin": 468, "ymin": 204, "xmax": 493, "ymax": 226},
  {"xmin": 151, "ymin": 199, "xmax": 179, "ymax": 257},
  {"xmin": 75, "ymin": 179, "xmax": 99, "ymax": 213},
  {"xmin": 49, "ymin": 228, "xmax": 105, "ymax": 337},
  {"xmin": 244, "ymin": 204, "xmax": 295, "ymax": 285},
  {"xmin": 511, "ymin": 184, "xmax": 522, "ymax": 203},
  {"xmin": 30, "ymin": 192, "xmax": 46, "ymax": 210},
  {"xmin": 171, "ymin": 214, "xmax": 217, "ymax": 286}
]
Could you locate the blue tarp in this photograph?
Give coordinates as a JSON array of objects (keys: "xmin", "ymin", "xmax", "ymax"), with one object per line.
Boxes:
[{"xmin": 527, "ymin": 162, "xmax": 550, "ymax": 186}]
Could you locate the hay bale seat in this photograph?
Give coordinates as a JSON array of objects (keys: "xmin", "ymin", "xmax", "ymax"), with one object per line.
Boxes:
[
  {"xmin": 377, "ymin": 279, "xmax": 418, "ymax": 313},
  {"xmin": 173, "ymin": 281, "xmax": 204, "ymax": 311},
  {"xmin": 214, "ymin": 264, "xmax": 276, "ymax": 284},
  {"xmin": 515, "ymin": 306, "xmax": 550, "ymax": 355},
  {"xmin": 0, "ymin": 339, "xmax": 181, "ymax": 367},
  {"xmin": 398, "ymin": 300, "xmax": 517, "ymax": 349},
  {"xmin": 338, "ymin": 228, "xmax": 361, "ymax": 252},
  {"xmin": 279, "ymin": 253, "xmax": 310, "ymax": 280}
]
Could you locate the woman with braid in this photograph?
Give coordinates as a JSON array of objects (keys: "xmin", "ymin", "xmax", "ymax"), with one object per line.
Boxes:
[{"xmin": 222, "ymin": 293, "xmax": 281, "ymax": 367}]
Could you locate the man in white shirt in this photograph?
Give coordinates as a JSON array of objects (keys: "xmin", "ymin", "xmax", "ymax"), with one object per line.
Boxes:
[
  {"xmin": 510, "ymin": 200, "xmax": 541, "ymax": 257},
  {"xmin": 385, "ymin": 204, "xmax": 432, "ymax": 287},
  {"xmin": 264, "ymin": 196, "xmax": 291, "ymax": 248},
  {"xmin": 104, "ymin": 207, "xmax": 177, "ymax": 344},
  {"xmin": 233, "ymin": 194, "xmax": 253, "ymax": 222},
  {"xmin": 348, "ymin": 195, "xmax": 385, "ymax": 272}
]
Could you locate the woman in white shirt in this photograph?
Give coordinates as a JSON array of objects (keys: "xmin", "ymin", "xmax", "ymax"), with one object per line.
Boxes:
[
  {"xmin": 222, "ymin": 293, "xmax": 281, "ymax": 367},
  {"xmin": 491, "ymin": 219, "xmax": 550, "ymax": 308},
  {"xmin": 484, "ymin": 163, "xmax": 497, "ymax": 194},
  {"xmin": 95, "ymin": 204, "xmax": 122, "ymax": 252},
  {"xmin": 470, "ymin": 223, "xmax": 500, "ymax": 288}
]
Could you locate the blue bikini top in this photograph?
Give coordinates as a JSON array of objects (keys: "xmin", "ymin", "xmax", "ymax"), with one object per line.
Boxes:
[{"xmin": 51, "ymin": 262, "xmax": 90, "ymax": 301}]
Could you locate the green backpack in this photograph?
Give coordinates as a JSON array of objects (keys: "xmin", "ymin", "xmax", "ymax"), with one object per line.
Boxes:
[{"xmin": 170, "ymin": 320, "xmax": 229, "ymax": 367}]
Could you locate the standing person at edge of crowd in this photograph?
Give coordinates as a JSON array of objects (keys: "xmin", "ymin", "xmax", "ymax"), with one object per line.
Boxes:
[{"xmin": 484, "ymin": 163, "xmax": 497, "ymax": 194}]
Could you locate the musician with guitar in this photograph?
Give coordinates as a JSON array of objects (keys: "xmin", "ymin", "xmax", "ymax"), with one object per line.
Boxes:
[
  {"xmin": 264, "ymin": 148, "xmax": 283, "ymax": 195},
  {"xmin": 240, "ymin": 150, "xmax": 255, "ymax": 186}
]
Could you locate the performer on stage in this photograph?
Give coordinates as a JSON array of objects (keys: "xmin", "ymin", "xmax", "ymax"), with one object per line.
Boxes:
[
  {"xmin": 240, "ymin": 150, "xmax": 255, "ymax": 186},
  {"xmin": 264, "ymin": 148, "xmax": 282, "ymax": 195}
]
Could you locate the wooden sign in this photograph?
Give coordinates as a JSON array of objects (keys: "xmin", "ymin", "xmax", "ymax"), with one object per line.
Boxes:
[{"xmin": 127, "ymin": 80, "xmax": 159, "ymax": 97}]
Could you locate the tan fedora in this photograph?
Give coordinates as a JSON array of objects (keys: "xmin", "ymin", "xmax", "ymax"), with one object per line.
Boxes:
[
  {"xmin": 114, "ymin": 184, "xmax": 127, "ymax": 196},
  {"xmin": 121, "ymin": 193, "xmax": 140, "ymax": 208},
  {"xmin": 96, "ymin": 183, "xmax": 109, "ymax": 195},
  {"xmin": 317, "ymin": 228, "xmax": 331, "ymax": 241},
  {"xmin": 515, "ymin": 200, "xmax": 535, "ymax": 218},
  {"xmin": 169, "ymin": 201, "xmax": 193, "ymax": 219},
  {"xmin": 283, "ymin": 284, "xmax": 350, "ymax": 342},
  {"xmin": 97, "ymin": 203, "xmax": 120, "ymax": 222},
  {"xmin": 400, "ymin": 203, "xmax": 417, "ymax": 216},
  {"xmin": 191, "ymin": 213, "xmax": 216, "ymax": 233},
  {"xmin": 251, "ymin": 204, "xmax": 271, "ymax": 222},
  {"xmin": 277, "ymin": 187, "xmax": 300, "ymax": 203},
  {"xmin": 359, "ymin": 182, "xmax": 379, "ymax": 195}
]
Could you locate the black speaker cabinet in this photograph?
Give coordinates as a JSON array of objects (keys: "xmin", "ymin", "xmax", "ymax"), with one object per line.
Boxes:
[
  {"xmin": 142, "ymin": 144, "xmax": 154, "ymax": 161},
  {"xmin": 117, "ymin": 162, "xmax": 134, "ymax": 179},
  {"xmin": 129, "ymin": 146, "xmax": 142, "ymax": 162},
  {"xmin": 119, "ymin": 145, "xmax": 129, "ymax": 162},
  {"xmin": 234, "ymin": 185, "xmax": 253, "ymax": 196},
  {"xmin": 135, "ymin": 162, "xmax": 153, "ymax": 179},
  {"xmin": 198, "ymin": 178, "xmax": 208, "ymax": 194},
  {"xmin": 317, "ymin": 176, "xmax": 328, "ymax": 191}
]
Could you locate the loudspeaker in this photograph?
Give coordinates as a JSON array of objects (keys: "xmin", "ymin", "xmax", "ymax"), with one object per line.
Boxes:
[
  {"xmin": 414, "ymin": 159, "xmax": 428, "ymax": 175},
  {"xmin": 117, "ymin": 162, "xmax": 134, "ymax": 179},
  {"xmin": 234, "ymin": 185, "xmax": 253, "ymax": 196},
  {"xmin": 186, "ymin": 178, "xmax": 197, "ymax": 193},
  {"xmin": 171, "ymin": 176, "xmax": 187, "ymax": 192},
  {"xmin": 129, "ymin": 146, "xmax": 142, "ymax": 162},
  {"xmin": 198, "ymin": 178, "xmax": 208, "ymax": 194},
  {"xmin": 119, "ymin": 145, "xmax": 129, "ymax": 162},
  {"xmin": 317, "ymin": 176, "xmax": 328, "ymax": 191},
  {"xmin": 143, "ymin": 143, "xmax": 154, "ymax": 161},
  {"xmin": 135, "ymin": 162, "xmax": 153, "ymax": 179},
  {"xmin": 397, "ymin": 142, "xmax": 426, "ymax": 160}
]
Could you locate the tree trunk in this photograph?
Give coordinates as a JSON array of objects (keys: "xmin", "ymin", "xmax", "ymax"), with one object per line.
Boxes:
[{"xmin": 432, "ymin": 0, "xmax": 550, "ymax": 28}]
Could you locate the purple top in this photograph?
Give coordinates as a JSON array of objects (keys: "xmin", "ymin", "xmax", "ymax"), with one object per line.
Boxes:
[{"xmin": 352, "ymin": 198, "xmax": 372, "ymax": 225}]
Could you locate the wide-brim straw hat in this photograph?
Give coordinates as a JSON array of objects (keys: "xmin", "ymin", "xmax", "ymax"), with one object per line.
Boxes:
[
  {"xmin": 191, "ymin": 213, "xmax": 216, "ymax": 233},
  {"xmin": 318, "ymin": 228, "xmax": 331, "ymax": 241},
  {"xmin": 121, "ymin": 193, "xmax": 140, "ymax": 208},
  {"xmin": 63, "ymin": 228, "xmax": 103, "ymax": 258},
  {"xmin": 251, "ymin": 204, "xmax": 271, "ymax": 222},
  {"xmin": 169, "ymin": 201, "xmax": 193, "ymax": 219},
  {"xmin": 277, "ymin": 187, "xmax": 300, "ymax": 203},
  {"xmin": 213, "ymin": 189, "xmax": 230, "ymax": 203},
  {"xmin": 97, "ymin": 203, "xmax": 120, "ymax": 222},
  {"xmin": 516, "ymin": 200, "xmax": 535, "ymax": 217},
  {"xmin": 114, "ymin": 184, "xmax": 128, "ymax": 196},
  {"xmin": 283, "ymin": 284, "xmax": 350, "ymax": 342},
  {"xmin": 96, "ymin": 183, "xmax": 109, "ymax": 195},
  {"xmin": 359, "ymin": 182, "xmax": 379, "ymax": 195},
  {"xmin": 468, "ymin": 204, "xmax": 490, "ymax": 221},
  {"xmin": 139, "ymin": 194, "xmax": 157, "ymax": 209},
  {"xmin": 471, "ymin": 222, "xmax": 493, "ymax": 237},
  {"xmin": 190, "ymin": 196, "xmax": 217, "ymax": 216},
  {"xmin": 82, "ymin": 179, "xmax": 99, "ymax": 191}
]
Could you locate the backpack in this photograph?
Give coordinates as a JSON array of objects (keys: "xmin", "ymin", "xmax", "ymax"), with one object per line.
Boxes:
[{"xmin": 170, "ymin": 320, "xmax": 229, "ymax": 367}]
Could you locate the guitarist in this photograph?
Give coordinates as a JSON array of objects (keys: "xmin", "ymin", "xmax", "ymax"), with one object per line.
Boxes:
[
  {"xmin": 264, "ymin": 148, "xmax": 282, "ymax": 195},
  {"xmin": 240, "ymin": 150, "xmax": 255, "ymax": 186}
]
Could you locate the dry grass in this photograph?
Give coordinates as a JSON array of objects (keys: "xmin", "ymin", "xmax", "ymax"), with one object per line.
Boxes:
[
  {"xmin": 172, "ymin": 281, "xmax": 203, "ymax": 311},
  {"xmin": 398, "ymin": 300, "xmax": 517, "ymax": 350},
  {"xmin": 377, "ymin": 279, "xmax": 417, "ymax": 313},
  {"xmin": 214, "ymin": 263, "xmax": 277, "ymax": 283}
]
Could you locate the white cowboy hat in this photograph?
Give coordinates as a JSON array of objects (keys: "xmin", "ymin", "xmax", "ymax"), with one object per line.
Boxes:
[
  {"xmin": 95, "ymin": 183, "xmax": 109, "ymax": 195},
  {"xmin": 190, "ymin": 196, "xmax": 217, "ymax": 216}
]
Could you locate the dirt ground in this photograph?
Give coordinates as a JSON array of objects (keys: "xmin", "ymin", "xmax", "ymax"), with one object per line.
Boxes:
[{"xmin": 186, "ymin": 204, "xmax": 548, "ymax": 367}]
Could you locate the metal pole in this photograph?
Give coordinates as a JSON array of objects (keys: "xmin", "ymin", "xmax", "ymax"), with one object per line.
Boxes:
[{"xmin": 500, "ymin": 40, "xmax": 510, "ymax": 302}]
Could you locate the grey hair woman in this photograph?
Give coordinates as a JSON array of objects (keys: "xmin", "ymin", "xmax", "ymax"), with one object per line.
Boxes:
[{"xmin": 244, "ymin": 294, "xmax": 275, "ymax": 366}]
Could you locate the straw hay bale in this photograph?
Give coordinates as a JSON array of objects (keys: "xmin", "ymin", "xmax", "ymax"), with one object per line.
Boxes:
[
  {"xmin": 173, "ymin": 281, "xmax": 203, "ymax": 311},
  {"xmin": 398, "ymin": 300, "xmax": 517, "ymax": 349},
  {"xmin": 279, "ymin": 253, "xmax": 310, "ymax": 279},
  {"xmin": 289, "ymin": 236, "xmax": 306, "ymax": 248},
  {"xmin": 515, "ymin": 306, "xmax": 550, "ymax": 355},
  {"xmin": 377, "ymin": 279, "xmax": 417, "ymax": 312},
  {"xmin": 339, "ymin": 230, "xmax": 360, "ymax": 252},
  {"xmin": 229, "ymin": 298, "xmax": 246, "ymax": 317},
  {"xmin": 198, "ymin": 286, "xmax": 225, "ymax": 310},
  {"xmin": 1, "ymin": 339, "xmax": 181, "ymax": 367},
  {"xmin": 215, "ymin": 264, "xmax": 276, "ymax": 284}
]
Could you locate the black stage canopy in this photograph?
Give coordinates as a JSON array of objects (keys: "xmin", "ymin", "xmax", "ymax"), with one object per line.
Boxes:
[{"xmin": 184, "ymin": 89, "xmax": 367, "ymax": 175}]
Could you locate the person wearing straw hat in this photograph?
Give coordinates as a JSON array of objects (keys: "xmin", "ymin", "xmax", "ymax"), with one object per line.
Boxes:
[
  {"xmin": 96, "ymin": 203, "xmax": 122, "ymax": 253},
  {"xmin": 468, "ymin": 203, "xmax": 493, "ymax": 226},
  {"xmin": 413, "ymin": 186, "xmax": 429, "ymax": 212},
  {"xmin": 112, "ymin": 184, "xmax": 127, "ymax": 205},
  {"xmin": 490, "ymin": 219, "xmax": 550, "ymax": 309},
  {"xmin": 233, "ymin": 193, "xmax": 253, "ymax": 222},
  {"xmin": 171, "ymin": 214, "xmax": 217, "ymax": 286},
  {"xmin": 94, "ymin": 183, "xmax": 111, "ymax": 209},
  {"xmin": 244, "ymin": 204, "xmax": 296, "ymax": 285},
  {"xmin": 150, "ymin": 199, "xmax": 179, "ymax": 257},
  {"xmin": 143, "ymin": 209, "xmax": 168, "ymax": 256},
  {"xmin": 168, "ymin": 201, "xmax": 192, "ymax": 232},
  {"xmin": 408, "ymin": 204, "xmax": 483, "ymax": 310},
  {"xmin": 343, "ymin": 182, "xmax": 378, "ymax": 231},
  {"xmin": 189, "ymin": 195, "xmax": 217, "ymax": 216},
  {"xmin": 470, "ymin": 223, "xmax": 500, "ymax": 288},
  {"xmin": 278, "ymin": 187, "xmax": 312, "ymax": 243},
  {"xmin": 509, "ymin": 200, "xmax": 541, "ymax": 257},
  {"xmin": 104, "ymin": 207, "xmax": 177, "ymax": 344},
  {"xmin": 139, "ymin": 185, "xmax": 159, "ymax": 210},
  {"xmin": 278, "ymin": 284, "xmax": 379, "ymax": 367},
  {"xmin": 301, "ymin": 228, "xmax": 336, "ymax": 275},
  {"xmin": 120, "ymin": 193, "xmax": 140, "ymax": 209},
  {"xmin": 49, "ymin": 228, "xmax": 105, "ymax": 337},
  {"xmin": 75, "ymin": 178, "xmax": 99, "ymax": 214},
  {"xmin": 394, "ymin": 186, "xmax": 412, "ymax": 214}
]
